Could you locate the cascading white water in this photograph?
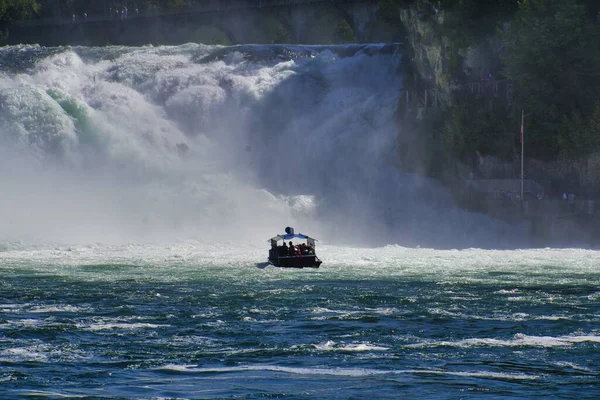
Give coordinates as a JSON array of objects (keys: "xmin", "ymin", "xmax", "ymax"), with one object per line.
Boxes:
[{"xmin": 0, "ymin": 43, "xmax": 522, "ymax": 247}]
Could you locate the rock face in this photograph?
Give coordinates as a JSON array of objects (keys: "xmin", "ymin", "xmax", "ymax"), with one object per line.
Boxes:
[
  {"xmin": 399, "ymin": 1, "xmax": 448, "ymax": 89},
  {"xmin": 397, "ymin": 0, "xmax": 505, "ymax": 91}
]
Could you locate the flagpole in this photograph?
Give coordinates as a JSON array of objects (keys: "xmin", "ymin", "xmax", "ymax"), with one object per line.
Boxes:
[{"xmin": 520, "ymin": 110, "xmax": 524, "ymax": 201}]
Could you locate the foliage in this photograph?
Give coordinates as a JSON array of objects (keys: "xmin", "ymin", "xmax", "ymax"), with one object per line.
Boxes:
[
  {"xmin": 438, "ymin": 0, "xmax": 518, "ymax": 55},
  {"xmin": 0, "ymin": 0, "xmax": 39, "ymax": 22},
  {"xmin": 0, "ymin": 0, "xmax": 39, "ymax": 40},
  {"xmin": 399, "ymin": 93, "xmax": 514, "ymax": 182},
  {"xmin": 333, "ymin": 19, "xmax": 354, "ymax": 43},
  {"xmin": 440, "ymin": 95, "xmax": 513, "ymax": 161},
  {"xmin": 501, "ymin": 0, "xmax": 600, "ymax": 160},
  {"xmin": 400, "ymin": 0, "xmax": 600, "ymax": 167},
  {"xmin": 438, "ymin": 0, "xmax": 518, "ymax": 18},
  {"xmin": 558, "ymin": 105, "xmax": 600, "ymax": 159}
]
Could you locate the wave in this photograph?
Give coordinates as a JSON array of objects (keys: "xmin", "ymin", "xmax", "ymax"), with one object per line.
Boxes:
[
  {"xmin": 155, "ymin": 364, "xmax": 538, "ymax": 381},
  {"xmin": 311, "ymin": 340, "xmax": 389, "ymax": 352},
  {"xmin": 406, "ymin": 333, "xmax": 600, "ymax": 349}
]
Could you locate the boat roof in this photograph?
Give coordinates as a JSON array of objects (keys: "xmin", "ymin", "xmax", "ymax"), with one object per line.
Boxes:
[{"xmin": 269, "ymin": 233, "xmax": 316, "ymax": 242}]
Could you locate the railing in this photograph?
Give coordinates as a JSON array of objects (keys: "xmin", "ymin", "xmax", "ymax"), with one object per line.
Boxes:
[
  {"xmin": 467, "ymin": 79, "xmax": 513, "ymax": 105},
  {"xmin": 400, "ymin": 88, "xmax": 440, "ymax": 110},
  {"xmin": 401, "ymin": 79, "xmax": 514, "ymax": 111}
]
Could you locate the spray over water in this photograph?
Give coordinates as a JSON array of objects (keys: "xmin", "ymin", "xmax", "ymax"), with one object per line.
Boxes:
[{"xmin": 0, "ymin": 44, "xmax": 519, "ymax": 247}]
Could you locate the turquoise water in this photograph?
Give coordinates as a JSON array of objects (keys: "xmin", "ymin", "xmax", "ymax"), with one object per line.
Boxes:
[{"xmin": 1, "ymin": 244, "xmax": 599, "ymax": 398}]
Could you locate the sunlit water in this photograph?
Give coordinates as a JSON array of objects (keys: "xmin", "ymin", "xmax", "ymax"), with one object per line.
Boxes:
[{"xmin": 1, "ymin": 244, "xmax": 599, "ymax": 398}]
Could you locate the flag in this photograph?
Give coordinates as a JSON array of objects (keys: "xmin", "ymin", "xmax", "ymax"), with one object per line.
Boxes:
[{"xmin": 519, "ymin": 110, "xmax": 524, "ymax": 144}]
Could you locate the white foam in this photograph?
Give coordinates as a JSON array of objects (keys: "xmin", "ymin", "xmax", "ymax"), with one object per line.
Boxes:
[
  {"xmin": 28, "ymin": 305, "xmax": 87, "ymax": 313},
  {"xmin": 0, "ymin": 347, "xmax": 48, "ymax": 362},
  {"xmin": 407, "ymin": 333, "xmax": 600, "ymax": 349},
  {"xmin": 495, "ymin": 289, "xmax": 520, "ymax": 294},
  {"xmin": 312, "ymin": 340, "xmax": 389, "ymax": 352},
  {"xmin": 552, "ymin": 361, "xmax": 594, "ymax": 372},
  {"xmin": 14, "ymin": 391, "xmax": 86, "ymax": 398},
  {"xmin": 1, "ymin": 244, "xmax": 599, "ymax": 287},
  {"xmin": 0, "ymin": 304, "xmax": 23, "ymax": 313},
  {"xmin": 169, "ymin": 335, "xmax": 222, "ymax": 347},
  {"xmin": 341, "ymin": 343, "xmax": 389, "ymax": 352},
  {"xmin": 81, "ymin": 322, "xmax": 170, "ymax": 331},
  {"xmin": 154, "ymin": 364, "xmax": 538, "ymax": 381},
  {"xmin": 9, "ymin": 319, "xmax": 42, "ymax": 327}
]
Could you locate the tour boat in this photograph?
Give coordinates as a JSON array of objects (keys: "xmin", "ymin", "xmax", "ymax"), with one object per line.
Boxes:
[{"xmin": 268, "ymin": 227, "xmax": 322, "ymax": 268}]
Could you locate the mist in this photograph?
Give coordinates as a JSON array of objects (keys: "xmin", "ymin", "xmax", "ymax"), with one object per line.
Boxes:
[{"xmin": 0, "ymin": 44, "xmax": 525, "ymax": 248}]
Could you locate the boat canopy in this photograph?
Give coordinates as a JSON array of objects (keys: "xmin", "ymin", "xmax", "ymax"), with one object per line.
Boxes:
[
  {"xmin": 268, "ymin": 227, "xmax": 317, "ymax": 242},
  {"xmin": 269, "ymin": 233, "xmax": 311, "ymax": 242}
]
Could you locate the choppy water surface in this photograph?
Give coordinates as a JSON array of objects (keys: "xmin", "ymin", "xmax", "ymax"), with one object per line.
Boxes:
[{"xmin": 1, "ymin": 244, "xmax": 599, "ymax": 398}]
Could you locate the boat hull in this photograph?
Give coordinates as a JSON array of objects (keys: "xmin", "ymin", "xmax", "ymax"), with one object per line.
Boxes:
[{"xmin": 268, "ymin": 255, "xmax": 322, "ymax": 269}]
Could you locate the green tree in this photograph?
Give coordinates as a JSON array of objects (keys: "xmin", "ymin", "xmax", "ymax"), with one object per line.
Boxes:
[
  {"xmin": 502, "ymin": 0, "xmax": 600, "ymax": 159},
  {"xmin": 440, "ymin": 0, "xmax": 518, "ymax": 50},
  {"xmin": 0, "ymin": 0, "xmax": 39, "ymax": 22},
  {"xmin": 440, "ymin": 95, "xmax": 513, "ymax": 161},
  {"xmin": 0, "ymin": 0, "xmax": 40, "ymax": 40},
  {"xmin": 558, "ymin": 104, "xmax": 600, "ymax": 158}
]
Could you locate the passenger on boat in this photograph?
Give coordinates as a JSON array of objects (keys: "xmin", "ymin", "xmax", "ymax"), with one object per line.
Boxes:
[
  {"xmin": 300, "ymin": 243, "xmax": 308, "ymax": 255},
  {"xmin": 280, "ymin": 242, "xmax": 288, "ymax": 256},
  {"xmin": 288, "ymin": 241, "xmax": 296, "ymax": 256}
]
